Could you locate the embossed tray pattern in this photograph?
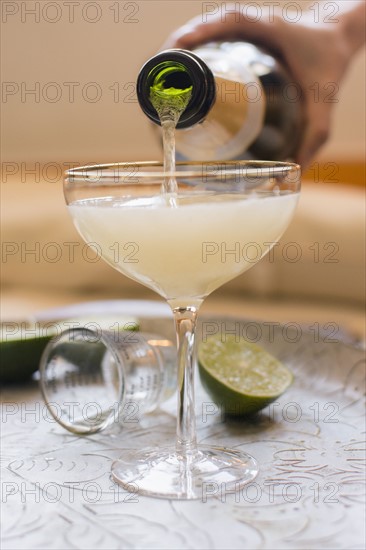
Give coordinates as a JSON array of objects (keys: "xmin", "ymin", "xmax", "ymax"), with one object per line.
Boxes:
[{"xmin": 1, "ymin": 309, "xmax": 365, "ymax": 550}]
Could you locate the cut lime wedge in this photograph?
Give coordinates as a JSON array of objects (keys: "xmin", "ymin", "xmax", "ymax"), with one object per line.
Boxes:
[
  {"xmin": 0, "ymin": 324, "xmax": 56, "ymax": 383},
  {"xmin": 198, "ymin": 334, "xmax": 293, "ymax": 416}
]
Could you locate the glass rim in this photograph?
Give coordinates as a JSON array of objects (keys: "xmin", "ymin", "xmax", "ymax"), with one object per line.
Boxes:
[
  {"xmin": 65, "ymin": 160, "xmax": 301, "ymax": 181},
  {"xmin": 39, "ymin": 327, "xmax": 126, "ymax": 435}
]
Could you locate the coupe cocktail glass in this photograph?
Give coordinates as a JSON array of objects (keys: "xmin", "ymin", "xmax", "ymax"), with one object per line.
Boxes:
[{"xmin": 64, "ymin": 161, "xmax": 300, "ymax": 499}]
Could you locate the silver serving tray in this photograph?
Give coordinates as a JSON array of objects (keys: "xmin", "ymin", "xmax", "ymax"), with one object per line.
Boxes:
[{"xmin": 1, "ymin": 300, "xmax": 365, "ymax": 549}]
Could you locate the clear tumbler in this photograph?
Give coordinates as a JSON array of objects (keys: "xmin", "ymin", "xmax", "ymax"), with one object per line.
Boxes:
[{"xmin": 40, "ymin": 328, "xmax": 176, "ymax": 434}]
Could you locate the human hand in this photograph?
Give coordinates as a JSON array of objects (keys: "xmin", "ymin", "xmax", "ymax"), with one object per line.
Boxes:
[{"xmin": 162, "ymin": 7, "xmax": 356, "ymax": 168}]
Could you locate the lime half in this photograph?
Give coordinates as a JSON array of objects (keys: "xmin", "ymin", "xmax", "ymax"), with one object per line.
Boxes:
[
  {"xmin": 0, "ymin": 316, "xmax": 139, "ymax": 383},
  {"xmin": 198, "ymin": 334, "xmax": 293, "ymax": 416},
  {"xmin": 0, "ymin": 324, "xmax": 56, "ymax": 383}
]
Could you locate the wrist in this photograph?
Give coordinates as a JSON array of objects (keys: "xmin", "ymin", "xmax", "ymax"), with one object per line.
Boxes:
[{"xmin": 340, "ymin": 1, "xmax": 366, "ymax": 55}]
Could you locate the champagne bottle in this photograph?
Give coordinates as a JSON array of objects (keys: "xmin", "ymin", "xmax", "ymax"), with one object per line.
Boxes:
[{"xmin": 136, "ymin": 42, "xmax": 304, "ymax": 161}]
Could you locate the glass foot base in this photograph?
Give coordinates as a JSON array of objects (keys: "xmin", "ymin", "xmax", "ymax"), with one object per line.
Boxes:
[{"xmin": 111, "ymin": 445, "xmax": 258, "ymax": 500}]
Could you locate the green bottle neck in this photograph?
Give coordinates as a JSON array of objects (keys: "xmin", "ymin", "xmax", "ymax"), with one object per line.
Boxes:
[{"xmin": 137, "ymin": 49, "xmax": 216, "ymax": 129}]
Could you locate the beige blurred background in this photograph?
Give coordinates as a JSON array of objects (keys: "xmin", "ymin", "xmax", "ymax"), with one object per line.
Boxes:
[
  {"xmin": 1, "ymin": 1, "xmax": 365, "ymax": 337},
  {"xmin": 1, "ymin": 0, "xmax": 365, "ymax": 165}
]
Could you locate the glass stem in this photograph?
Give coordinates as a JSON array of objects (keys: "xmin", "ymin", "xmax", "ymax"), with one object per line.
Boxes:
[{"xmin": 172, "ymin": 306, "xmax": 199, "ymax": 457}]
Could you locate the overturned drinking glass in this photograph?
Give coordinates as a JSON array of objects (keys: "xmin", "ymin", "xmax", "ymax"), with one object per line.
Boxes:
[{"xmin": 39, "ymin": 328, "xmax": 176, "ymax": 435}]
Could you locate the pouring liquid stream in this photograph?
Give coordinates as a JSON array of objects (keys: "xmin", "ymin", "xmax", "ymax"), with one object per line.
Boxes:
[{"xmin": 149, "ymin": 72, "xmax": 192, "ymax": 206}]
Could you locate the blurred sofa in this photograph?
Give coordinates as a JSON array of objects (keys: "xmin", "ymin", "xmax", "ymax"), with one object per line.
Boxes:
[{"xmin": 1, "ymin": 174, "xmax": 364, "ymax": 326}]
